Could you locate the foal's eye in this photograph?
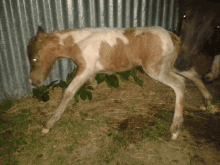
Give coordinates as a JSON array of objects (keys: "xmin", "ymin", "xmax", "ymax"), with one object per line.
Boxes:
[{"xmin": 33, "ymin": 58, "xmax": 37, "ymax": 62}]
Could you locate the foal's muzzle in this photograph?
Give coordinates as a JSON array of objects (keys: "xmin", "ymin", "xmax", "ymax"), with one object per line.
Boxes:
[{"xmin": 29, "ymin": 78, "xmax": 42, "ymax": 87}]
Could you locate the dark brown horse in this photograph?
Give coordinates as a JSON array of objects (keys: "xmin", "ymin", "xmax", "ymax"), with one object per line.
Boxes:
[{"xmin": 175, "ymin": 0, "xmax": 220, "ymax": 72}]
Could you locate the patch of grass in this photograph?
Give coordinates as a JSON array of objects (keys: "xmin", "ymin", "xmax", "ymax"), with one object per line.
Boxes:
[
  {"xmin": 190, "ymin": 156, "xmax": 196, "ymax": 165},
  {"xmin": 79, "ymin": 111, "xmax": 88, "ymax": 120},
  {"xmin": 99, "ymin": 143, "xmax": 119, "ymax": 163},
  {"xmin": 146, "ymin": 118, "xmax": 170, "ymax": 140},
  {"xmin": 0, "ymin": 96, "xmax": 17, "ymax": 111},
  {"xmin": 65, "ymin": 144, "xmax": 75, "ymax": 153},
  {"xmin": 50, "ymin": 155, "xmax": 66, "ymax": 165},
  {"xmin": 211, "ymin": 99, "xmax": 220, "ymax": 104},
  {"xmin": 112, "ymin": 109, "xmax": 172, "ymax": 144},
  {"xmin": 0, "ymin": 108, "xmax": 32, "ymax": 164},
  {"xmin": 1, "ymin": 107, "xmax": 108, "ymax": 164},
  {"xmin": 111, "ymin": 131, "xmax": 130, "ymax": 146},
  {"xmin": 3, "ymin": 157, "xmax": 19, "ymax": 165},
  {"xmin": 145, "ymin": 109, "xmax": 173, "ymax": 141}
]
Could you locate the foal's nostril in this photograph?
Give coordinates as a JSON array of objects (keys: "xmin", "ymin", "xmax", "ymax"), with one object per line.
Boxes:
[{"xmin": 28, "ymin": 79, "xmax": 32, "ymax": 84}]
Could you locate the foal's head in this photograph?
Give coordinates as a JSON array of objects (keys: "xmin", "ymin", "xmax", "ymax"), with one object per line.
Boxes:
[
  {"xmin": 175, "ymin": 0, "xmax": 220, "ymax": 70},
  {"xmin": 27, "ymin": 26, "xmax": 59, "ymax": 87}
]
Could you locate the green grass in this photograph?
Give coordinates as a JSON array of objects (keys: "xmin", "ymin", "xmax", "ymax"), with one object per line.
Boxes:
[
  {"xmin": 0, "ymin": 96, "xmax": 17, "ymax": 111},
  {"xmin": 0, "ymin": 104, "xmax": 108, "ymax": 164},
  {"xmin": 99, "ymin": 143, "xmax": 118, "ymax": 163},
  {"xmin": 0, "ymin": 108, "xmax": 31, "ymax": 164}
]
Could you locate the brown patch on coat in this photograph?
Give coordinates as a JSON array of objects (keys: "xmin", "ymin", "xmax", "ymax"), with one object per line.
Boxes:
[
  {"xmin": 99, "ymin": 31, "xmax": 163, "ymax": 75},
  {"xmin": 123, "ymin": 28, "xmax": 136, "ymax": 36},
  {"xmin": 99, "ymin": 39, "xmax": 134, "ymax": 72},
  {"xmin": 137, "ymin": 33, "xmax": 163, "ymax": 75},
  {"xmin": 59, "ymin": 36, "xmax": 86, "ymax": 75}
]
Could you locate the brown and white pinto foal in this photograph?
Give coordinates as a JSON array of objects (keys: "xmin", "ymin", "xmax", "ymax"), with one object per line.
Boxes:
[{"xmin": 27, "ymin": 26, "xmax": 215, "ymax": 140}]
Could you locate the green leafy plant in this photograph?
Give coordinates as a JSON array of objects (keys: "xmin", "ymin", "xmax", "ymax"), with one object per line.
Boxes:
[
  {"xmin": 32, "ymin": 66, "xmax": 144, "ymax": 103},
  {"xmin": 32, "ymin": 80, "xmax": 57, "ymax": 102},
  {"xmin": 74, "ymin": 86, "xmax": 94, "ymax": 104},
  {"xmin": 95, "ymin": 74, "xmax": 105, "ymax": 84},
  {"xmin": 130, "ymin": 69, "xmax": 144, "ymax": 87},
  {"xmin": 211, "ymin": 99, "xmax": 220, "ymax": 104},
  {"xmin": 116, "ymin": 70, "xmax": 131, "ymax": 81}
]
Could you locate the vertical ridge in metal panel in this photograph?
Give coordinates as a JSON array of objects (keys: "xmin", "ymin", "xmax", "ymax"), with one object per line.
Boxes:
[
  {"xmin": 17, "ymin": 0, "xmax": 30, "ymax": 89},
  {"xmin": 125, "ymin": 0, "xmax": 131, "ymax": 28},
  {"xmin": 174, "ymin": 3, "xmax": 179, "ymax": 32},
  {"xmin": 89, "ymin": 0, "xmax": 96, "ymax": 27},
  {"xmin": 117, "ymin": 0, "xmax": 123, "ymax": 28},
  {"xmin": 0, "ymin": 2, "xmax": 14, "ymax": 99},
  {"xmin": 108, "ymin": 0, "xmax": 114, "ymax": 28},
  {"xmin": 67, "ymin": 0, "xmax": 74, "ymax": 28},
  {"xmin": 0, "ymin": 20, "xmax": 10, "ymax": 100},
  {"xmin": 98, "ymin": 0, "xmax": 105, "ymax": 27},
  {"xmin": 140, "ymin": 0, "xmax": 147, "ymax": 27},
  {"xmin": 162, "ymin": 0, "xmax": 168, "ymax": 29},
  {"xmin": 29, "ymin": 0, "xmax": 37, "ymax": 32},
  {"xmin": 77, "ymin": 0, "xmax": 84, "ymax": 28},
  {"xmin": 4, "ymin": 0, "xmax": 23, "ymax": 98},
  {"xmin": 167, "ymin": 0, "xmax": 174, "ymax": 30},
  {"xmin": 147, "ymin": 0, "xmax": 153, "ymax": 26},
  {"xmin": 154, "ymin": 0, "xmax": 161, "ymax": 26},
  {"xmin": 132, "ymin": 0, "xmax": 139, "ymax": 28}
]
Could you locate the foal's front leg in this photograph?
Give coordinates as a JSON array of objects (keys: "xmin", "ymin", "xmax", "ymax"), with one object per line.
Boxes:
[{"xmin": 42, "ymin": 69, "xmax": 93, "ymax": 133}]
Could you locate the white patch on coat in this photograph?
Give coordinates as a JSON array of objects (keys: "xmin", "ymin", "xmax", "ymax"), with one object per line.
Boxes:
[
  {"xmin": 56, "ymin": 28, "xmax": 128, "ymax": 46},
  {"xmin": 75, "ymin": 30, "xmax": 129, "ymax": 73},
  {"xmin": 56, "ymin": 30, "xmax": 93, "ymax": 45},
  {"xmin": 205, "ymin": 54, "xmax": 220, "ymax": 81}
]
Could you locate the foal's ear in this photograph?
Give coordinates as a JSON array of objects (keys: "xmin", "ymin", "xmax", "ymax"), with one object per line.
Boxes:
[
  {"xmin": 37, "ymin": 26, "xmax": 45, "ymax": 38},
  {"xmin": 38, "ymin": 26, "xmax": 45, "ymax": 33}
]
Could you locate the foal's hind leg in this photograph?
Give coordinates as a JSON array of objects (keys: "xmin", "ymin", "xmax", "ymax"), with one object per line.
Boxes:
[
  {"xmin": 145, "ymin": 69, "xmax": 185, "ymax": 140},
  {"xmin": 179, "ymin": 67, "xmax": 218, "ymax": 113}
]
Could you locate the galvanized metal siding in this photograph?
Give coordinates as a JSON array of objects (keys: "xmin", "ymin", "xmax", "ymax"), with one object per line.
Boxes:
[{"xmin": 0, "ymin": 0, "xmax": 179, "ymax": 102}]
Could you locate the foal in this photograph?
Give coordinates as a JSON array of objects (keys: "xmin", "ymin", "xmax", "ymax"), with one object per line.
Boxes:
[{"xmin": 27, "ymin": 26, "xmax": 216, "ymax": 140}]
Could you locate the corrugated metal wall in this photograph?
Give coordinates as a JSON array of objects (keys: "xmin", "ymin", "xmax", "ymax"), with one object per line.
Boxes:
[{"xmin": 0, "ymin": 0, "xmax": 179, "ymax": 102}]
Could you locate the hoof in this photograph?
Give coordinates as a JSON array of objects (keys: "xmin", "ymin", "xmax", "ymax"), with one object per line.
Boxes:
[
  {"xmin": 171, "ymin": 132, "xmax": 179, "ymax": 140},
  {"xmin": 203, "ymin": 73, "xmax": 213, "ymax": 82},
  {"xmin": 42, "ymin": 128, "xmax": 50, "ymax": 134},
  {"xmin": 207, "ymin": 105, "xmax": 218, "ymax": 114},
  {"xmin": 200, "ymin": 105, "xmax": 206, "ymax": 111}
]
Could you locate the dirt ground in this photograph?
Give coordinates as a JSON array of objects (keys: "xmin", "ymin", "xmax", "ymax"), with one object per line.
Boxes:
[{"xmin": 3, "ymin": 54, "xmax": 220, "ymax": 165}]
